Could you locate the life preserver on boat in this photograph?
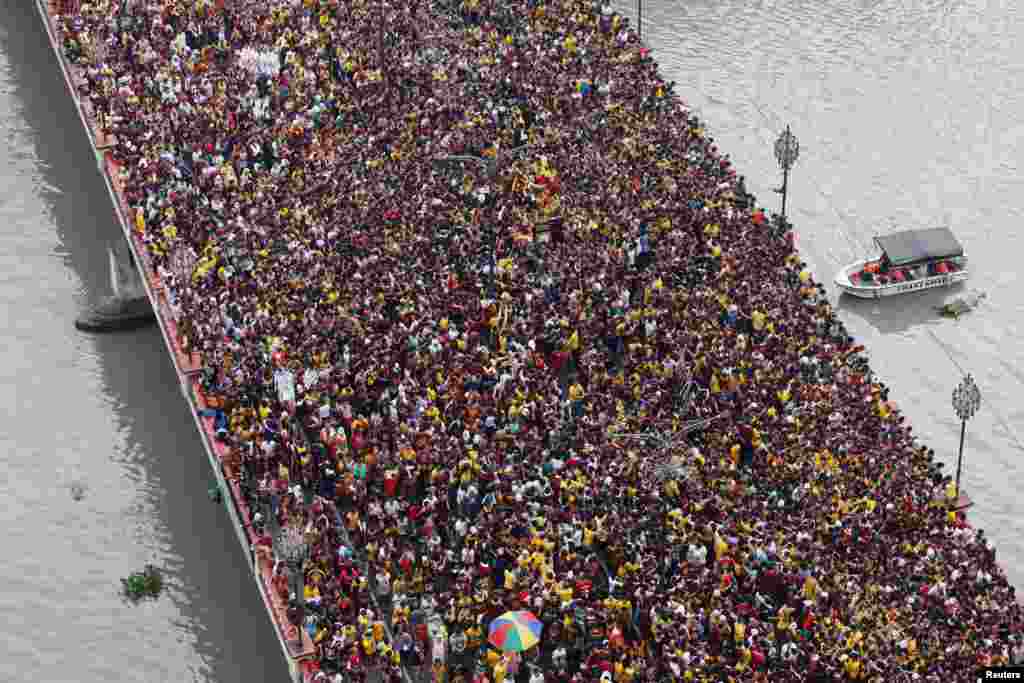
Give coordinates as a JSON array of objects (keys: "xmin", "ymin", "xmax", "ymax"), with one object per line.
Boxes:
[{"xmin": 936, "ymin": 261, "xmax": 949, "ymax": 274}]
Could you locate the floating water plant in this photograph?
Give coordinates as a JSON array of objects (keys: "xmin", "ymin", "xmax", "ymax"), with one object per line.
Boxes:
[{"xmin": 121, "ymin": 564, "xmax": 163, "ymax": 603}]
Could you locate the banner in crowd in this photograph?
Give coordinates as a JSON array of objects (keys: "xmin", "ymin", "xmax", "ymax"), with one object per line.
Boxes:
[{"xmin": 274, "ymin": 368, "xmax": 295, "ymax": 404}]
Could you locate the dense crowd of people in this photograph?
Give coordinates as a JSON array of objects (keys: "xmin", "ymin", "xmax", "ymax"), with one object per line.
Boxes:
[{"xmin": 54, "ymin": 0, "xmax": 1024, "ymax": 680}]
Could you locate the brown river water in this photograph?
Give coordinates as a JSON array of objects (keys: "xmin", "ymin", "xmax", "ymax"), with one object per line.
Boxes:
[{"xmin": 1, "ymin": 0, "xmax": 1020, "ymax": 680}]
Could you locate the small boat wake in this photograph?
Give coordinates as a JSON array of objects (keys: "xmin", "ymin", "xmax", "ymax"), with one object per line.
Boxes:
[{"xmin": 935, "ymin": 290, "xmax": 987, "ymax": 319}]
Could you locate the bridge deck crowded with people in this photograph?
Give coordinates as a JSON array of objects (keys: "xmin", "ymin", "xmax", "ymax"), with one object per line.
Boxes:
[{"xmin": 45, "ymin": 0, "xmax": 1023, "ymax": 680}]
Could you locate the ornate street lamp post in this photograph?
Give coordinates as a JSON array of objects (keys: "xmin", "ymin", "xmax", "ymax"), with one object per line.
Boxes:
[
  {"xmin": 275, "ymin": 522, "xmax": 309, "ymax": 649},
  {"xmin": 951, "ymin": 373, "xmax": 982, "ymax": 502},
  {"xmin": 773, "ymin": 125, "xmax": 800, "ymax": 222}
]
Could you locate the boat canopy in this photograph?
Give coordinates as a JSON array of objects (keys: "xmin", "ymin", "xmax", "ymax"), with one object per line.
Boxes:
[{"xmin": 874, "ymin": 227, "xmax": 964, "ymax": 267}]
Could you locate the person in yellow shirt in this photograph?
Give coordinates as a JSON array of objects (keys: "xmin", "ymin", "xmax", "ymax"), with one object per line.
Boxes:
[
  {"xmin": 777, "ymin": 605, "xmax": 794, "ymax": 633},
  {"xmin": 504, "ymin": 568, "xmax": 517, "ymax": 590},
  {"xmin": 466, "ymin": 623, "xmax": 483, "ymax": 649},
  {"xmin": 802, "ymin": 575, "xmax": 818, "ymax": 601},
  {"xmin": 751, "ymin": 308, "xmax": 766, "ymax": 332},
  {"xmin": 569, "ymin": 381, "xmax": 585, "ymax": 419},
  {"xmin": 714, "ymin": 532, "xmax": 729, "ymax": 562},
  {"xmin": 565, "ymin": 329, "xmax": 580, "ymax": 352},
  {"xmin": 843, "ymin": 654, "xmax": 863, "ymax": 679},
  {"xmin": 737, "ymin": 646, "xmax": 752, "ymax": 671},
  {"xmin": 877, "ymin": 399, "xmax": 891, "ymax": 419},
  {"xmin": 734, "ymin": 619, "xmax": 746, "ymax": 644},
  {"xmin": 530, "ymin": 550, "xmax": 546, "ymax": 571}
]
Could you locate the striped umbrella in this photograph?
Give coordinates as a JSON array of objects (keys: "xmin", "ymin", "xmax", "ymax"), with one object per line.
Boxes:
[{"xmin": 488, "ymin": 610, "xmax": 543, "ymax": 652}]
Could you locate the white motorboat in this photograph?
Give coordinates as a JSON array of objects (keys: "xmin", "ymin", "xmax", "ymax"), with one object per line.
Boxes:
[{"xmin": 833, "ymin": 227, "xmax": 969, "ymax": 299}]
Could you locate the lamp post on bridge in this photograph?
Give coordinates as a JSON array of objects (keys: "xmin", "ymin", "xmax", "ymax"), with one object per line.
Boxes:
[
  {"xmin": 773, "ymin": 125, "xmax": 800, "ymax": 223},
  {"xmin": 951, "ymin": 373, "xmax": 981, "ymax": 503},
  {"xmin": 275, "ymin": 521, "xmax": 309, "ymax": 651}
]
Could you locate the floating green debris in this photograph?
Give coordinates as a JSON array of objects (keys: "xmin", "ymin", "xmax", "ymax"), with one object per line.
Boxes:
[{"xmin": 121, "ymin": 564, "xmax": 163, "ymax": 603}]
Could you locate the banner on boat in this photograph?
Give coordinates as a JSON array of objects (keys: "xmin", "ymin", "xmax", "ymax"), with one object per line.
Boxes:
[{"xmin": 894, "ymin": 275, "xmax": 950, "ymax": 294}]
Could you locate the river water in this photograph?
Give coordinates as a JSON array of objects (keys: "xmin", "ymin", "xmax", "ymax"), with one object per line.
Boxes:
[
  {"xmin": 0, "ymin": 3, "xmax": 289, "ymax": 682},
  {"xmin": 1, "ymin": 0, "xmax": 1020, "ymax": 681}
]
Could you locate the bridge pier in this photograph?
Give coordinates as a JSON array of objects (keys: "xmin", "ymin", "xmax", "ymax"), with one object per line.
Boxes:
[{"xmin": 74, "ymin": 240, "xmax": 156, "ymax": 332}]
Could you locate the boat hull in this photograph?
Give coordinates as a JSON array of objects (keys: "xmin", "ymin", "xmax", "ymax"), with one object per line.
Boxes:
[{"xmin": 834, "ymin": 261, "xmax": 969, "ymax": 299}]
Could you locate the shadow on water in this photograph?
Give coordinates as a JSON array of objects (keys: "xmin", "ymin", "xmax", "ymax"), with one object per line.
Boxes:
[
  {"xmin": 835, "ymin": 281, "xmax": 967, "ymax": 336},
  {"xmin": 3, "ymin": 4, "xmax": 288, "ymax": 682}
]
